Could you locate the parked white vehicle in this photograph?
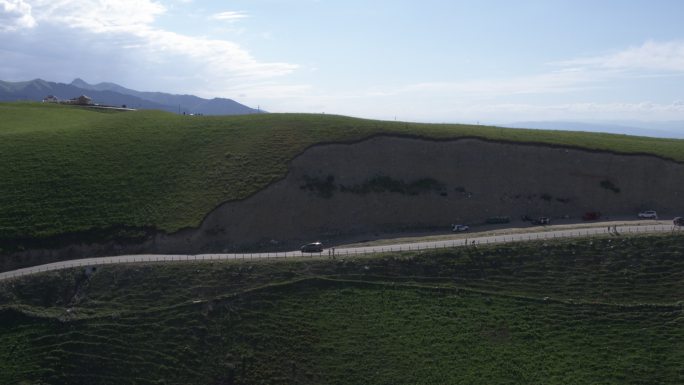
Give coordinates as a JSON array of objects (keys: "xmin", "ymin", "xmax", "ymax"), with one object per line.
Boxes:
[
  {"xmin": 638, "ymin": 210, "xmax": 658, "ymax": 219},
  {"xmin": 451, "ymin": 224, "xmax": 469, "ymax": 232}
]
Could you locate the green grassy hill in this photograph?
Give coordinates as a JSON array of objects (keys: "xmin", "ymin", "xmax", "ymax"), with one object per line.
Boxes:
[
  {"xmin": 2, "ymin": 102, "xmax": 684, "ymax": 248},
  {"xmin": 1, "ymin": 234, "xmax": 682, "ymax": 384}
]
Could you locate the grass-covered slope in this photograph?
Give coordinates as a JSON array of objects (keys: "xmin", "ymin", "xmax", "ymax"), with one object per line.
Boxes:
[
  {"xmin": 2, "ymin": 102, "xmax": 684, "ymax": 245},
  {"xmin": 0, "ymin": 234, "xmax": 682, "ymax": 384}
]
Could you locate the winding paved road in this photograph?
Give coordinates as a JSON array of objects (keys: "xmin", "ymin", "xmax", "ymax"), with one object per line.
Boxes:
[{"xmin": 0, "ymin": 222, "xmax": 679, "ymax": 281}]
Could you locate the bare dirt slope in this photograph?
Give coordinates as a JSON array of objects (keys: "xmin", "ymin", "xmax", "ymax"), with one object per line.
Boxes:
[
  {"xmin": 5, "ymin": 135, "xmax": 684, "ymax": 270},
  {"xmin": 158, "ymin": 136, "xmax": 684, "ymax": 252}
]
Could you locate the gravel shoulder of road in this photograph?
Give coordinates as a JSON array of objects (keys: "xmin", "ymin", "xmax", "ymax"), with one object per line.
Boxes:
[{"xmin": 336, "ymin": 219, "xmax": 670, "ymax": 248}]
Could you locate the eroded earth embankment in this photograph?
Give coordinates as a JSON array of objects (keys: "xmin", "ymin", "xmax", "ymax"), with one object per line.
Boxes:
[{"xmin": 4, "ymin": 136, "xmax": 684, "ymax": 271}]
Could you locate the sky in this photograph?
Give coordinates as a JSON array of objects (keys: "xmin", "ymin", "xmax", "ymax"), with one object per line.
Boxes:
[{"xmin": 2, "ymin": 0, "xmax": 684, "ymax": 125}]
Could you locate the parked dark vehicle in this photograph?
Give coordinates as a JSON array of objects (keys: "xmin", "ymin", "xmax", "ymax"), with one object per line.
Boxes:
[
  {"xmin": 534, "ymin": 217, "xmax": 550, "ymax": 225},
  {"xmin": 674, "ymin": 217, "xmax": 684, "ymax": 226},
  {"xmin": 582, "ymin": 212, "xmax": 601, "ymax": 221},
  {"xmin": 300, "ymin": 242, "xmax": 324, "ymax": 253}
]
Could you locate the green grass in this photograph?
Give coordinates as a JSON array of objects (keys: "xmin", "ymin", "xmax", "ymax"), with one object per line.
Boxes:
[
  {"xmin": 0, "ymin": 234, "xmax": 682, "ymax": 384},
  {"xmin": 2, "ymin": 102, "xmax": 684, "ymax": 246}
]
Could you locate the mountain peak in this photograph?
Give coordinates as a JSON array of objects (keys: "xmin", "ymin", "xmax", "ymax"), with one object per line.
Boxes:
[
  {"xmin": 24, "ymin": 78, "xmax": 52, "ymax": 91},
  {"xmin": 70, "ymin": 78, "xmax": 92, "ymax": 88}
]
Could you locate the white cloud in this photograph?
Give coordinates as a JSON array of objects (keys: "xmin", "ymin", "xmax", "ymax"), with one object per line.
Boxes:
[
  {"xmin": 0, "ymin": 0, "xmax": 36, "ymax": 31},
  {"xmin": 136, "ymin": 28, "xmax": 297, "ymax": 79},
  {"xmin": 0, "ymin": 0, "xmax": 298, "ymax": 97},
  {"xmin": 554, "ymin": 40, "xmax": 684, "ymax": 72},
  {"xmin": 211, "ymin": 11, "xmax": 248, "ymax": 22},
  {"xmin": 365, "ymin": 40, "xmax": 684, "ymax": 107},
  {"xmin": 354, "ymin": 68, "xmax": 602, "ymax": 103},
  {"xmin": 30, "ymin": 0, "xmax": 165, "ymax": 32},
  {"xmin": 358, "ymin": 41, "xmax": 684, "ymax": 107},
  {"xmin": 399, "ymin": 70, "xmax": 597, "ymax": 97},
  {"xmin": 1, "ymin": 0, "xmax": 298, "ymax": 91}
]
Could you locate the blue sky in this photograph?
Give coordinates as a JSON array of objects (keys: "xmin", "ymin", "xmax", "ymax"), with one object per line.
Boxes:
[{"xmin": 2, "ymin": 0, "xmax": 684, "ymax": 124}]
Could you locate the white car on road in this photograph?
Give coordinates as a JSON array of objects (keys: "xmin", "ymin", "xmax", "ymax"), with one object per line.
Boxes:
[
  {"xmin": 451, "ymin": 224, "xmax": 469, "ymax": 232},
  {"xmin": 638, "ymin": 210, "xmax": 658, "ymax": 219}
]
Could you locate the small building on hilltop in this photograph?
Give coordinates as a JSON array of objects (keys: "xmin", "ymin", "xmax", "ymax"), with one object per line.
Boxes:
[
  {"xmin": 42, "ymin": 95, "xmax": 59, "ymax": 103},
  {"xmin": 66, "ymin": 95, "xmax": 94, "ymax": 106},
  {"xmin": 69, "ymin": 95, "xmax": 93, "ymax": 105}
]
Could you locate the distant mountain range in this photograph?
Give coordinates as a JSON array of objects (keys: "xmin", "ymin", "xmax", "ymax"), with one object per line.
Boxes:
[
  {"xmin": 504, "ymin": 121, "xmax": 684, "ymax": 139},
  {"xmin": 0, "ymin": 78, "xmax": 263, "ymax": 115}
]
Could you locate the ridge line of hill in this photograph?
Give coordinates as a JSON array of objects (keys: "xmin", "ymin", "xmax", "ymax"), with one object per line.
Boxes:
[
  {"xmin": 0, "ymin": 78, "xmax": 261, "ymax": 115},
  {"xmin": 291, "ymin": 131, "xmax": 684, "ymax": 166}
]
